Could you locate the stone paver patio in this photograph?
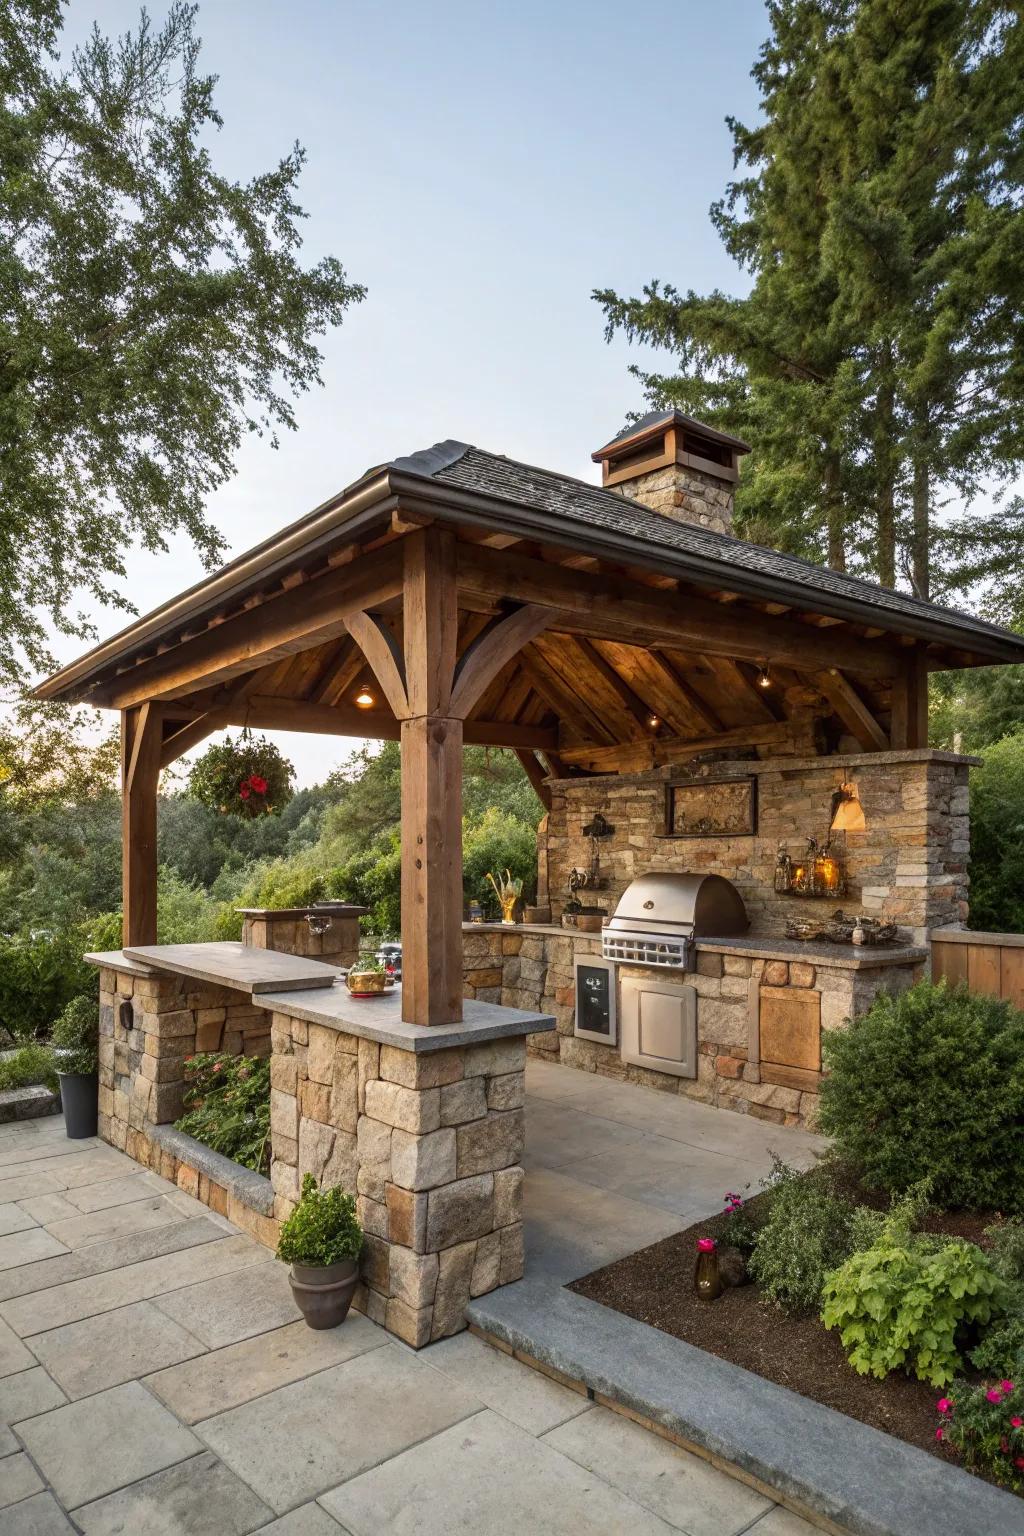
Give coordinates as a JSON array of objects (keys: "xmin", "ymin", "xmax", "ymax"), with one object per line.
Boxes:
[{"xmin": 0, "ymin": 1062, "xmax": 820, "ymax": 1535}]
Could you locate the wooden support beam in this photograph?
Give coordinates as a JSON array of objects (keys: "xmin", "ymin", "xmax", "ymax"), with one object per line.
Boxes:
[
  {"xmin": 514, "ymin": 749, "xmax": 552, "ymax": 810},
  {"xmin": 814, "ymin": 669, "xmax": 890, "ymax": 752},
  {"xmin": 343, "ymin": 611, "xmax": 408, "ymax": 717},
  {"xmin": 558, "ymin": 719, "xmax": 821, "ymax": 773},
  {"xmin": 308, "ymin": 638, "xmax": 364, "ymax": 707},
  {"xmin": 516, "ymin": 651, "xmax": 614, "ymax": 745},
  {"xmin": 159, "ymin": 711, "xmax": 228, "ymax": 770},
  {"xmin": 456, "ymin": 545, "xmax": 901, "ymax": 679},
  {"xmin": 449, "ymin": 604, "xmax": 551, "ymax": 718},
  {"xmin": 217, "ymin": 695, "xmax": 557, "ymax": 750},
  {"xmin": 529, "ymin": 636, "xmax": 622, "ymax": 744},
  {"xmin": 593, "ymin": 641, "xmax": 722, "ymax": 736},
  {"xmin": 890, "ymin": 648, "xmax": 929, "ymax": 749},
  {"xmin": 103, "ymin": 547, "xmax": 404, "ymax": 708},
  {"xmin": 121, "ymin": 704, "xmax": 162, "ymax": 946},
  {"xmin": 400, "ymin": 529, "xmax": 462, "ymax": 1026}
]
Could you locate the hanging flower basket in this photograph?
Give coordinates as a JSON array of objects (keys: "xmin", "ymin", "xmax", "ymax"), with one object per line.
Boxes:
[{"xmin": 187, "ymin": 733, "xmax": 295, "ymax": 819}]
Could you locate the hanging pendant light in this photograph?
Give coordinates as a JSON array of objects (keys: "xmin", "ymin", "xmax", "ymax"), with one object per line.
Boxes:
[
  {"xmin": 354, "ymin": 683, "xmax": 375, "ymax": 709},
  {"xmin": 757, "ymin": 663, "xmax": 772, "ymax": 689},
  {"xmin": 830, "ymin": 782, "xmax": 866, "ymax": 833}
]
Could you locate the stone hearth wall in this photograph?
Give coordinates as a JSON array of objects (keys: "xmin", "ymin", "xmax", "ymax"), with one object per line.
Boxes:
[
  {"xmin": 96, "ymin": 959, "xmax": 525, "ymax": 1346},
  {"xmin": 545, "ymin": 751, "xmax": 971, "ymax": 945}
]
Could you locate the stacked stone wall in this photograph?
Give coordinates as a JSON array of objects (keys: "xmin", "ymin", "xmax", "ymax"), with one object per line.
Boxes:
[
  {"xmin": 545, "ymin": 753, "xmax": 970, "ymax": 945},
  {"xmin": 616, "ymin": 463, "xmax": 734, "ymax": 536}
]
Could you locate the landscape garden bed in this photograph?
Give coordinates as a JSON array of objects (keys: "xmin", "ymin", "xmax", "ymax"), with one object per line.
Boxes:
[{"xmin": 573, "ymin": 979, "xmax": 1024, "ymax": 1501}]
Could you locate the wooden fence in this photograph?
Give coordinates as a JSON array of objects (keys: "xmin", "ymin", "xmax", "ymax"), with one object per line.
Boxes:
[{"xmin": 930, "ymin": 929, "xmax": 1024, "ymax": 1008}]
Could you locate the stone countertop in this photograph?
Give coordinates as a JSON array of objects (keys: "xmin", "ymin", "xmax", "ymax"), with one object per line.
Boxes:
[
  {"xmin": 463, "ymin": 923, "xmax": 926, "ymax": 971},
  {"xmin": 86, "ymin": 948, "xmax": 159, "ymax": 978},
  {"xmin": 121, "ymin": 941, "xmax": 340, "ymax": 994},
  {"xmin": 259, "ymin": 984, "xmax": 555, "ymax": 1054}
]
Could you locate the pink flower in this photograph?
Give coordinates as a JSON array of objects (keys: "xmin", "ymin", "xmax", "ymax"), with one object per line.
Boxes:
[
  {"xmin": 249, "ymin": 775, "xmax": 268, "ymax": 795},
  {"xmin": 1012, "ymin": 1417, "xmax": 1023, "ymax": 1428},
  {"xmin": 987, "ymin": 1389, "xmax": 1004, "ymax": 1403},
  {"xmin": 1017, "ymin": 1457, "xmax": 1024, "ymax": 1470},
  {"xmin": 1001, "ymin": 1380, "xmax": 1015, "ymax": 1393},
  {"xmin": 239, "ymin": 783, "xmax": 251, "ymax": 800},
  {"xmin": 697, "ymin": 1237, "xmax": 717, "ymax": 1253},
  {"xmin": 935, "ymin": 1426, "xmax": 944, "ymax": 1441},
  {"xmin": 936, "ymin": 1398, "xmax": 953, "ymax": 1415}
]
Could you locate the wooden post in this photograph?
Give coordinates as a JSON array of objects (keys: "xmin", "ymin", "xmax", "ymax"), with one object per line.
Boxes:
[
  {"xmin": 121, "ymin": 703, "xmax": 162, "ymax": 947},
  {"xmin": 399, "ymin": 529, "xmax": 464, "ymax": 1026},
  {"xmin": 890, "ymin": 649, "xmax": 929, "ymax": 750}
]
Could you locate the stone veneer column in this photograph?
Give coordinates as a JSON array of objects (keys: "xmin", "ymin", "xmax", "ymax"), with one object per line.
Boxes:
[{"xmin": 268, "ymin": 1015, "xmax": 525, "ymax": 1347}]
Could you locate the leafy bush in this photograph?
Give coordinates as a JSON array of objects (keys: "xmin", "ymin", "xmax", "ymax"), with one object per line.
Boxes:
[
  {"xmin": 970, "ymin": 1316, "xmax": 1024, "ymax": 1376},
  {"xmin": 277, "ymin": 1173, "xmax": 363, "ymax": 1267},
  {"xmin": 970, "ymin": 1220, "xmax": 1024, "ymax": 1375},
  {"xmin": 51, "ymin": 995, "xmax": 98, "ymax": 1075},
  {"xmin": 462, "ymin": 807, "xmax": 537, "ymax": 913},
  {"xmin": 188, "ymin": 734, "xmax": 295, "ymax": 819},
  {"xmin": 819, "ymin": 980, "xmax": 1024, "ymax": 1212},
  {"xmin": 967, "ymin": 731, "xmax": 1024, "ymax": 933},
  {"xmin": 0, "ymin": 1043, "xmax": 57, "ymax": 1094},
  {"xmin": 821, "ymin": 1227, "xmax": 1006, "ymax": 1387},
  {"xmin": 0, "ymin": 928, "xmax": 97, "ymax": 1041},
  {"xmin": 748, "ymin": 1157, "xmax": 858, "ymax": 1313},
  {"xmin": 939, "ymin": 1376, "xmax": 1024, "ymax": 1493},
  {"xmin": 174, "ymin": 1054, "xmax": 270, "ymax": 1173}
]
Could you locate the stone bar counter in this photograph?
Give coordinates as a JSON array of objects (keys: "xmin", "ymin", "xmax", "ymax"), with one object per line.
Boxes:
[
  {"xmin": 87, "ymin": 942, "xmax": 553, "ymax": 1347},
  {"xmin": 463, "ymin": 923, "xmax": 926, "ymax": 1129}
]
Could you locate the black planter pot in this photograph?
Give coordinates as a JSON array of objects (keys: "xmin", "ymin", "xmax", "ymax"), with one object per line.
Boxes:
[
  {"xmin": 288, "ymin": 1258, "xmax": 359, "ymax": 1329},
  {"xmin": 57, "ymin": 1071, "xmax": 98, "ymax": 1139}
]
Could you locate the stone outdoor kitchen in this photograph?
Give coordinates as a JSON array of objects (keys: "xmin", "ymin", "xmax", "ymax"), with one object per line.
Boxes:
[{"xmin": 33, "ymin": 407, "xmax": 1024, "ymax": 1350}]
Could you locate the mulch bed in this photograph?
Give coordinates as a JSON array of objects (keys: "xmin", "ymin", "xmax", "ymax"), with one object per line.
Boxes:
[{"xmin": 569, "ymin": 1184, "xmax": 999, "ymax": 1466}]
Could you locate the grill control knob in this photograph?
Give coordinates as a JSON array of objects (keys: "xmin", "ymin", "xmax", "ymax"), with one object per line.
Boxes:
[{"xmin": 643, "ymin": 899, "xmax": 654, "ymax": 910}]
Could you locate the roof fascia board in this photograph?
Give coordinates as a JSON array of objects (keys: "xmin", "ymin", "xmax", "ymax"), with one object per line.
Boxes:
[
  {"xmin": 33, "ymin": 472, "xmax": 399, "ymax": 702},
  {"xmin": 386, "ymin": 471, "xmax": 1024, "ymax": 666}
]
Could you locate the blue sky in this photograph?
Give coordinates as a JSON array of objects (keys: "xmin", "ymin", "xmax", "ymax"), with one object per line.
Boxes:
[{"xmin": 58, "ymin": 0, "xmax": 768, "ymax": 783}]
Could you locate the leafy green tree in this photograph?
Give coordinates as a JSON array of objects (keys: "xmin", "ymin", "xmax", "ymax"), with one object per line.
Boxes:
[
  {"xmin": 965, "ymin": 732, "xmax": 1024, "ymax": 934},
  {"xmin": 0, "ymin": 0, "xmax": 364, "ymax": 687},
  {"xmin": 596, "ymin": 0, "xmax": 1024, "ymax": 598}
]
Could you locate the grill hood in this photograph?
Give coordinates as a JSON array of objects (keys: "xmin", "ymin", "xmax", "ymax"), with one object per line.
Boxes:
[
  {"xmin": 603, "ymin": 872, "xmax": 748, "ymax": 969},
  {"xmin": 609, "ymin": 873, "xmax": 748, "ymax": 936}
]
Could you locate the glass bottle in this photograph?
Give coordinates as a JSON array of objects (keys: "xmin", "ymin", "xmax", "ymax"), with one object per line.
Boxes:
[
  {"xmin": 694, "ymin": 1237, "xmax": 723, "ymax": 1301},
  {"xmin": 774, "ymin": 846, "xmax": 792, "ymax": 894}
]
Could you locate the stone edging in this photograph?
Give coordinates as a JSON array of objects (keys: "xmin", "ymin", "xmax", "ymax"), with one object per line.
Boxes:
[
  {"xmin": 467, "ymin": 1279, "xmax": 1018, "ymax": 1536},
  {"xmin": 146, "ymin": 1123, "xmax": 275, "ymax": 1216},
  {"xmin": 0, "ymin": 1084, "xmax": 60, "ymax": 1125}
]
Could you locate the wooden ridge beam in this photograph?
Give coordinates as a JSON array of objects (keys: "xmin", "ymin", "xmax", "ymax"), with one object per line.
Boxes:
[
  {"xmin": 456, "ymin": 545, "xmax": 900, "ymax": 679},
  {"xmin": 814, "ymin": 669, "xmax": 890, "ymax": 752},
  {"xmin": 102, "ymin": 546, "xmax": 405, "ymax": 710}
]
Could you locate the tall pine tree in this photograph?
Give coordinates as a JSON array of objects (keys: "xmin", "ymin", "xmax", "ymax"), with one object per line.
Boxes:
[{"xmin": 596, "ymin": 0, "xmax": 1024, "ymax": 598}]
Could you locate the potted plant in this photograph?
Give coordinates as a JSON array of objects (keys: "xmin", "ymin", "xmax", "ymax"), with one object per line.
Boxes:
[
  {"xmin": 277, "ymin": 1174, "xmax": 363, "ymax": 1329},
  {"xmin": 52, "ymin": 995, "xmax": 99, "ymax": 1139},
  {"xmin": 345, "ymin": 952, "xmax": 387, "ymax": 996}
]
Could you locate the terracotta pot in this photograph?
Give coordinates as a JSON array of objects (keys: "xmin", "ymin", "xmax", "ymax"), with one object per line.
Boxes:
[{"xmin": 288, "ymin": 1258, "xmax": 359, "ymax": 1329}]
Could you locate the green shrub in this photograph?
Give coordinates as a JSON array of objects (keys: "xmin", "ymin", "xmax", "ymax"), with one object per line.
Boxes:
[
  {"xmin": 174, "ymin": 1053, "xmax": 270, "ymax": 1173},
  {"xmin": 819, "ymin": 980, "xmax": 1024, "ymax": 1211},
  {"xmin": 969, "ymin": 1220, "xmax": 1024, "ymax": 1374},
  {"xmin": 0, "ymin": 1043, "xmax": 57, "ymax": 1094},
  {"xmin": 748, "ymin": 1157, "xmax": 857, "ymax": 1314},
  {"xmin": 967, "ymin": 731, "xmax": 1024, "ymax": 933},
  {"xmin": 940, "ymin": 1376, "xmax": 1024, "ymax": 1494},
  {"xmin": 277, "ymin": 1173, "xmax": 362, "ymax": 1267},
  {"xmin": 0, "ymin": 928, "xmax": 96, "ymax": 1041},
  {"xmin": 821, "ymin": 1228, "xmax": 1006, "ymax": 1387},
  {"xmin": 51, "ymin": 995, "xmax": 98, "ymax": 1075}
]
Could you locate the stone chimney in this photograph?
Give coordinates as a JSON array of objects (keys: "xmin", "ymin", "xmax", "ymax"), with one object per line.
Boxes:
[{"xmin": 592, "ymin": 409, "xmax": 750, "ymax": 537}]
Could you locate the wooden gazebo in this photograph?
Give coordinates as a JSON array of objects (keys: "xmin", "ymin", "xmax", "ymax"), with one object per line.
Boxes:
[{"xmin": 35, "ymin": 414, "xmax": 1024, "ymax": 1027}]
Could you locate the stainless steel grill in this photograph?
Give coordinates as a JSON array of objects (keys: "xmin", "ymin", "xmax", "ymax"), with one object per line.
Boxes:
[{"xmin": 602, "ymin": 872, "xmax": 748, "ymax": 969}]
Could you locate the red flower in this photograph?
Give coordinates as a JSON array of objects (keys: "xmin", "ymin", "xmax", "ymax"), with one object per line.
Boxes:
[
  {"xmin": 249, "ymin": 774, "xmax": 268, "ymax": 795},
  {"xmin": 239, "ymin": 783, "xmax": 251, "ymax": 800}
]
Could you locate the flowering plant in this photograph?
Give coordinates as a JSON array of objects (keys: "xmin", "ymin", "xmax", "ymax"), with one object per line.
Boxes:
[
  {"xmin": 187, "ymin": 734, "xmax": 294, "ymax": 820},
  {"xmin": 720, "ymin": 1189, "xmax": 759, "ymax": 1254},
  {"xmin": 940, "ymin": 1378, "xmax": 1024, "ymax": 1493},
  {"xmin": 174, "ymin": 1052, "xmax": 270, "ymax": 1172}
]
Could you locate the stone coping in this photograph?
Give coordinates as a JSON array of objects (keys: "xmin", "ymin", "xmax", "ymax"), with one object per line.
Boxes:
[
  {"xmin": 121, "ymin": 941, "xmax": 340, "ymax": 993},
  {"xmin": 468, "ymin": 1279, "xmax": 1016, "ymax": 1536},
  {"xmin": 146, "ymin": 1123, "xmax": 275, "ymax": 1216},
  {"xmin": 0, "ymin": 1084, "xmax": 59, "ymax": 1125},
  {"xmin": 235, "ymin": 904, "xmax": 368, "ymax": 919},
  {"xmin": 463, "ymin": 924, "xmax": 926, "ymax": 971},
  {"xmin": 931, "ymin": 927, "xmax": 1024, "ymax": 948},
  {"xmin": 85, "ymin": 948, "xmax": 156, "ymax": 978},
  {"xmin": 259, "ymin": 983, "xmax": 556, "ymax": 1055},
  {"xmin": 547, "ymin": 746, "xmax": 981, "ymax": 788}
]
